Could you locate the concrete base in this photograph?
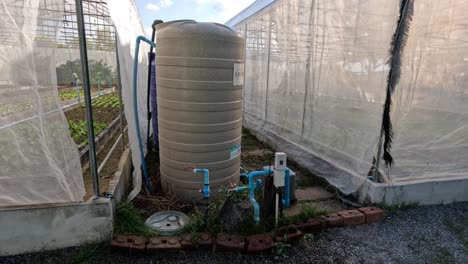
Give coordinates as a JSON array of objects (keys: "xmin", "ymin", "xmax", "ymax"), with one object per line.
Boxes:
[
  {"xmin": 357, "ymin": 175, "xmax": 468, "ymax": 206},
  {"xmin": 0, "ymin": 147, "xmax": 132, "ymax": 256},
  {"xmin": 0, "ymin": 199, "xmax": 113, "ymax": 256}
]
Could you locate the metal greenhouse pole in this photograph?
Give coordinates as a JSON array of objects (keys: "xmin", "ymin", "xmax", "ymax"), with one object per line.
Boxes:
[{"xmin": 75, "ymin": 0, "xmax": 100, "ymax": 197}]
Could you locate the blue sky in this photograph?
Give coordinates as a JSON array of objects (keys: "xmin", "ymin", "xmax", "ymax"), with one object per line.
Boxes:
[{"xmin": 135, "ymin": 0, "xmax": 255, "ymax": 36}]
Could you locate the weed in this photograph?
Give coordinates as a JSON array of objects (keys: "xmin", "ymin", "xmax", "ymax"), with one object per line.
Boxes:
[
  {"xmin": 280, "ymin": 203, "xmax": 328, "ymax": 226},
  {"xmin": 219, "ymin": 184, "xmax": 249, "ymax": 203},
  {"xmin": 432, "ymin": 248, "xmax": 456, "ymax": 264},
  {"xmin": 114, "ymin": 202, "xmax": 156, "ymax": 237},
  {"xmin": 376, "ymin": 202, "xmax": 419, "ymax": 214},
  {"xmin": 185, "ymin": 199, "xmax": 224, "ymax": 235},
  {"xmin": 303, "ymin": 233, "xmax": 314, "ymax": 242},
  {"xmin": 29, "ymin": 248, "xmax": 63, "ymax": 264},
  {"xmin": 443, "ymin": 217, "xmax": 468, "ymax": 252},
  {"xmin": 272, "ymin": 241, "xmax": 291, "ymax": 256},
  {"xmin": 67, "ymin": 243, "xmax": 111, "ymax": 264}
]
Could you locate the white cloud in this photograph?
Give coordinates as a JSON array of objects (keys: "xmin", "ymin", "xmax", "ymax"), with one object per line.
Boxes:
[
  {"xmin": 192, "ymin": 0, "xmax": 255, "ymax": 22},
  {"xmin": 160, "ymin": 0, "xmax": 173, "ymax": 8},
  {"xmin": 146, "ymin": 0, "xmax": 173, "ymax": 12},
  {"xmin": 146, "ymin": 2, "xmax": 160, "ymax": 11}
]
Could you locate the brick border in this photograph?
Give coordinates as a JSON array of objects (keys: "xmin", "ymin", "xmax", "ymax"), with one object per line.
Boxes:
[{"xmin": 111, "ymin": 207, "xmax": 385, "ymax": 255}]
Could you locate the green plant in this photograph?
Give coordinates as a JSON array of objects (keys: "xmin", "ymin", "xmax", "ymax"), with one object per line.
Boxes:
[
  {"xmin": 185, "ymin": 199, "xmax": 224, "ymax": 235},
  {"xmin": 376, "ymin": 202, "xmax": 418, "ymax": 214},
  {"xmin": 280, "ymin": 203, "xmax": 328, "ymax": 226},
  {"xmin": 68, "ymin": 243, "xmax": 111, "ymax": 264},
  {"xmin": 89, "ymin": 93, "xmax": 120, "ymax": 108},
  {"xmin": 272, "ymin": 241, "xmax": 291, "ymax": 256},
  {"xmin": 303, "ymin": 233, "xmax": 315, "ymax": 242},
  {"xmin": 219, "ymin": 184, "xmax": 248, "ymax": 203},
  {"xmin": 114, "ymin": 203, "xmax": 155, "ymax": 237},
  {"xmin": 59, "ymin": 90, "xmax": 83, "ymax": 101},
  {"xmin": 68, "ymin": 120, "xmax": 107, "ymax": 146}
]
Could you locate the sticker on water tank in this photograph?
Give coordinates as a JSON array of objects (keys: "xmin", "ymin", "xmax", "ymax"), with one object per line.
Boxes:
[
  {"xmin": 233, "ymin": 63, "xmax": 244, "ymax": 86},
  {"xmin": 229, "ymin": 144, "xmax": 241, "ymax": 159}
]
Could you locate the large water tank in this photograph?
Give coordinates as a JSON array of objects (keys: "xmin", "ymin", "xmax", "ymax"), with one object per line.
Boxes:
[{"xmin": 155, "ymin": 20, "xmax": 245, "ymax": 201}]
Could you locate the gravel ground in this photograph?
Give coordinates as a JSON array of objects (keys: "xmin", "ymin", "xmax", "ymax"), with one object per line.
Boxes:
[{"xmin": 1, "ymin": 203, "xmax": 467, "ymax": 264}]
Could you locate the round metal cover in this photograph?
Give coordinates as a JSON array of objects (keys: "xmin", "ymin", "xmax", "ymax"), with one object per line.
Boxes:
[{"xmin": 145, "ymin": 210, "xmax": 188, "ymax": 234}]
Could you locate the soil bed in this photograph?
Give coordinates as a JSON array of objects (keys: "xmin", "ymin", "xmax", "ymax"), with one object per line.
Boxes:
[{"xmin": 64, "ymin": 92, "xmax": 121, "ymax": 148}]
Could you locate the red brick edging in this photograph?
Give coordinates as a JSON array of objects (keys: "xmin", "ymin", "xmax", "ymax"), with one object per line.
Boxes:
[{"xmin": 111, "ymin": 207, "xmax": 384, "ymax": 255}]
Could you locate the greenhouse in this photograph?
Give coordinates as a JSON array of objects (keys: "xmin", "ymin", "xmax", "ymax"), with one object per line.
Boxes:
[
  {"xmin": 227, "ymin": 0, "xmax": 468, "ymax": 204},
  {"xmin": 0, "ymin": 0, "xmax": 467, "ymax": 260}
]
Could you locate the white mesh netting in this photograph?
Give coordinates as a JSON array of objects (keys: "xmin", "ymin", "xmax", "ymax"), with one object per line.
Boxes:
[
  {"xmin": 229, "ymin": 0, "xmax": 468, "ymax": 194},
  {"xmin": 0, "ymin": 0, "xmax": 85, "ymax": 205}
]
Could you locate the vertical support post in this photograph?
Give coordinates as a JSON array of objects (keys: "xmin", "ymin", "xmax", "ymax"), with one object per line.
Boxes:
[
  {"xmin": 242, "ymin": 24, "xmax": 247, "ymax": 109},
  {"xmin": 75, "ymin": 0, "xmax": 99, "ymax": 197},
  {"xmin": 264, "ymin": 9, "xmax": 273, "ymax": 121},
  {"xmin": 301, "ymin": 0, "xmax": 316, "ymax": 136},
  {"xmin": 113, "ymin": 26, "xmax": 125, "ymax": 152}
]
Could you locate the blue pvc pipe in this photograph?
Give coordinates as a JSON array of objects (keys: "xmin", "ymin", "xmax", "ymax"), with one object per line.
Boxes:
[
  {"xmin": 232, "ymin": 168, "xmax": 270, "ymax": 223},
  {"xmin": 282, "ymin": 168, "xmax": 291, "ymax": 207},
  {"xmin": 232, "ymin": 166, "xmax": 293, "ymax": 223},
  {"xmin": 194, "ymin": 168, "xmax": 210, "ymax": 199},
  {"xmin": 133, "ymin": 36, "xmax": 156, "ymax": 192}
]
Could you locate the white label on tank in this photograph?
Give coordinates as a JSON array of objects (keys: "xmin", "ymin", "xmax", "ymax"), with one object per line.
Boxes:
[
  {"xmin": 233, "ymin": 63, "xmax": 244, "ymax": 86},
  {"xmin": 230, "ymin": 144, "xmax": 241, "ymax": 159}
]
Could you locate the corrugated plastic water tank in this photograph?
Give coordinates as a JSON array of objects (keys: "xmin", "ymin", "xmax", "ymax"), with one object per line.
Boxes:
[{"xmin": 155, "ymin": 20, "xmax": 245, "ymax": 201}]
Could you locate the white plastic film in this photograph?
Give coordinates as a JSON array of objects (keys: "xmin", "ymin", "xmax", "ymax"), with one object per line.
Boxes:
[
  {"xmin": 389, "ymin": 0, "xmax": 468, "ymax": 183},
  {"xmin": 232, "ymin": 0, "xmax": 438, "ymax": 194},
  {"xmin": 0, "ymin": 0, "xmax": 85, "ymax": 205},
  {"xmin": 108, "ymin": 0, "xmax": 149, "ymax": 200}
]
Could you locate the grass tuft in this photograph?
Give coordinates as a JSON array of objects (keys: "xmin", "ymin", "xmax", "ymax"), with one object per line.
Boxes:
[
  {"xmin": 376, "ymin": 202, "xmax": 419, "ymax": 214},
  {"xmin": 114, "ymin": 202, "xmax": 156, "ymax": 237}
]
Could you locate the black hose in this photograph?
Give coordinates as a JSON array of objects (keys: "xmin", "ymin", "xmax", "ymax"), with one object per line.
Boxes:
[{"xmin": 146, "ymin": 19, "xmax": 163, "ymax": 151}]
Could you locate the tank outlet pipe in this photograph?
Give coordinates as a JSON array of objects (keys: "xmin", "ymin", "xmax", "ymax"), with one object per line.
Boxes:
[
  {"xmin": 231, "ymin": 168, "xmax": 270, "ymax": 223},
  {"xmin": 193, "ymin": 168, "xmax": 210, "ymax": 199},
  {"xmin": 133, "ymin": 36, "xmax": 156, "ymax": 192},
  {"xmin": 231, "ymin": 166, "xmax": 292, "ymax": 223}
]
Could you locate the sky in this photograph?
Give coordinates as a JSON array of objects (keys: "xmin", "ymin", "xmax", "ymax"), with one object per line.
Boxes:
[{"xmin": 135, "ymin": 0, "xmax": 256, "ymax": 36}]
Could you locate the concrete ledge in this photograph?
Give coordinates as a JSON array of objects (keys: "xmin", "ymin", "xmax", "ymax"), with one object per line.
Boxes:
[
  {"xmin": 0, "ymin": 198, "xmax": 113, "ymax": 256},
  {"xmin": 107, "ymin": 147, "xmax": 132, "ymax": 204},
  {"xmin": 357, "ymin": 175, "xmax": 468, "ymax": 206}
]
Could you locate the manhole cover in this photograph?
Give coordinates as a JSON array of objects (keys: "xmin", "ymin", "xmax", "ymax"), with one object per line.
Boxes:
[{"xmin": 145, "ymin": 210, "xmax": 188, "ymax": 234}]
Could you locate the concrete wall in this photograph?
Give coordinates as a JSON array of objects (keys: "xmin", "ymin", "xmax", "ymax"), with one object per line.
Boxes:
[
  {"xmin": 0, "ymin": 148, "xmax": 132, "ymax": 256},
  {"xmin": 357, "ymin": 175, "xmax": 468, "ymax": 206},
  {"xmin": 107, "ymin": 148, "xmax": 132, "ymax": 204},
  {"xmin": 0, "ymin": 199, "xmax": 113, "ymax": 256}
]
